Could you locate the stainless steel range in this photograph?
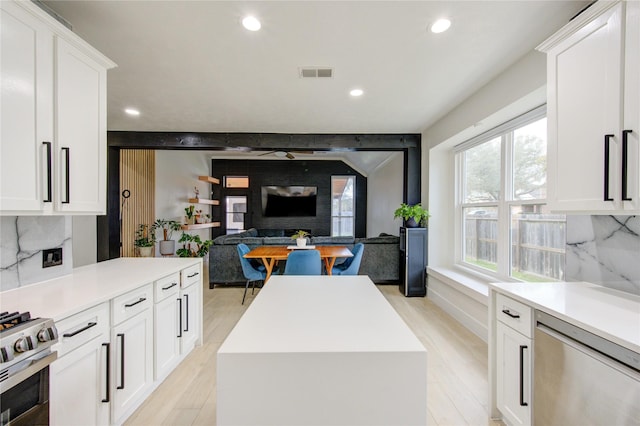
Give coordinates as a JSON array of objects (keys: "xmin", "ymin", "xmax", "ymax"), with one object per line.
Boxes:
[{"xmin": 0, "ymin": 311, "xmax": 58, "ymax": 426}]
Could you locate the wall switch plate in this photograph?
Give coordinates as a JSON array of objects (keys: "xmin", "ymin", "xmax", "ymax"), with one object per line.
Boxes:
[{"xmin": 43, "ymin": 247, "xmax": 63, "ymax": 268}]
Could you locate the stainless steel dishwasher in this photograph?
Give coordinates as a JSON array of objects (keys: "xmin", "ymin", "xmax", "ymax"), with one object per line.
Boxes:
[{"xmin": 534, "ymin": 310, "xmax": 640, "ymax": 425}]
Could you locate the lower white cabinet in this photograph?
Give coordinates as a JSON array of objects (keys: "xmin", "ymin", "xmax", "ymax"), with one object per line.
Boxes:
[
  {"xmin": 154, "ymin": 273, "xmax": 181, "ymax": 380},
  {"xmin": 496, "ymin": 322, "xmax": 532, "ymax": 426},
  {"xmin": 179, "ymin": 280, "xmax": 199, "ymax": 353},
  {"xmin": 50, "ymin": 303, "xmax": 110, "ymax": 426},
  {"xmin": 111, "ymin": 286, "xmax": 154, "ymax": 424}
]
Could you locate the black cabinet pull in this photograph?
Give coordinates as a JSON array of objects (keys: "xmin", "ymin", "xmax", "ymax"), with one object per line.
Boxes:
[
  {"xmin": 162, "ymin": 282, "xmax": 178, "ymax": 291},
  {"xmin": 184, "ymin": 294, "xmax": 189, "ymax": 332},
  {"xmin": 177, "ymin": 298, "xmax": 183, "ymax": 338},
  {"xmin": 117, "ymin": 333, "xmax": 125, "ymax": 390},
  {"xmin": 102, "ymin": 342, "xmax": 110, "ymax": 403},
  {"xmin": 604, "ymin": 134, "xmax": 614, "ymax": 201},
  {"xmin": 187, "ymin": 272, "xmax": 199, "ymax": 278},
  {"xmin": 622, "ymin": 130, "xmax": 632, "ymax": 201},
  {"xmin": 42, "ymin": 142, "xmax": 52, "ymax": 203},
  {"xmin": 62, "ymin": 321, "xmax": 97, "ymax": 338},
  {"xmin": 61, "ymin": 147, "xmax": 70, "ymax": 204},
  {"xmin": 519, "ymin": 345, "xmax": 528, "ymax": 407},
  {"xmin": 124, "ymin": 297, "xmax": 146, "ymax": 308},
  {"xmin": 501, "ymin": 309, "xmax": 520, "ymax": 319}
]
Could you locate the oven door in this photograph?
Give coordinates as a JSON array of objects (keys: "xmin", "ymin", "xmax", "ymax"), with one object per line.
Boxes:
[{"xmin": 0, "ymin": 351, "xmax": 57, "ymax": 426}]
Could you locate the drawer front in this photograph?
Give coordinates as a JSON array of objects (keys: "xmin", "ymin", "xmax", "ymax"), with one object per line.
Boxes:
[
  {"xmin": 54, "ymin": 302, "xmax": 110, "ymax": 357},
  {"xmin": 181, "ymin": 264, "xmax": 201, "ymax": 289},
  {"xmin": 112, "ymin": 283, "xmax": 153, "ymax": 325},
  {"xmin": 495, "ymin": 293, "xmax": 532, "ymax": 338},
  {"xmin": 154, "ymin": 272, "xmax": 180, "ymax": 302}
]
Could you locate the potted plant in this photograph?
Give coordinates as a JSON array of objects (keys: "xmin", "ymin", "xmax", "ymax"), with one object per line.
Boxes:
[
  {"xmin": 394, "ymin": 203, "xmax": 430, "ymax": 228},
  {"xmin": 151, "ymin": 219, "xmax": 182, "ymax": 256},
  {"xmin": 134, "ymin": 224, "xmax": 155, "ymax": 257},
  {"xmin": 184, "ymin": 205, "xmax": 195, "ymax": 225},
  {"xmin": 291, "ymin": 230, "xmax": 310, "ymax": 247},
  {"xmin": 176, "ymin": 232, "xmax": 213, "ymax": 257}
]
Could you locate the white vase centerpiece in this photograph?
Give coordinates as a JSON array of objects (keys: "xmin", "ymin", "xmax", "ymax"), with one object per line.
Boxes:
[{"xmin": 291, "ymin": 230, "xmax": 310, "ymax": 248}]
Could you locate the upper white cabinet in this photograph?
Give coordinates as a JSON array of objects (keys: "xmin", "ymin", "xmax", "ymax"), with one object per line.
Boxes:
[
  {"xmin": 0, "ymin": 1, "xmax": 116, "ymax": 215},
  {"xmin": 538, "ymin": 0, "xmax": 639, "ymax": 213}
]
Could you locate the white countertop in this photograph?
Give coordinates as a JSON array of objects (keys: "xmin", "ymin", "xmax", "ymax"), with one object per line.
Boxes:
[
  {"xmin": 219, "ymin": 275, "xmax": 426, "ymax": 354},
  {"xmin": 0, "ymin": 257, "xmax": 202, "ymax": 321},
  {"xmin": 489, "ymin": 281, "xmax": 640, "ymax": 353}
]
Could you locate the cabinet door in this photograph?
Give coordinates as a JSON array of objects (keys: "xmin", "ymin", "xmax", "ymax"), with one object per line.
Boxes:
[
  {"xmin": 180, "ymin": 283, "xmax": 199, "ymax": 354},
  {"xmin": 496, "ymin": 322, "xmax": 531, "ymax": 426},
  {"xmin": 50, "ymin": 338, "xmax": 110, "ymax": 426},
  {"xmin": 112, "ymin": 309, "xmax": 153, "ymax": 424},
  {"xmin": 0, "ymin": 2, "xmax": 53, "ymax": 212},
  {"xmin": 547, "ymin": 3, "xmax": 624, "ymax": 211},
  {"xmin": 623, "ymin": 1, "xmax": 640, "ymax": 211},
  {"xmin": 55, "ymin": 37, "xmax": 107, "ymax": 214},
  {"xmin": 154, "ymin": 296, "xmax": 180, "ymax": 380}
]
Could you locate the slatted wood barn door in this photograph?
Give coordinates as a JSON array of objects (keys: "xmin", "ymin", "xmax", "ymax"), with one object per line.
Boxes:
[{"xmin": 120, "ymin": 149, "xmax": 155, "ymax": 257}]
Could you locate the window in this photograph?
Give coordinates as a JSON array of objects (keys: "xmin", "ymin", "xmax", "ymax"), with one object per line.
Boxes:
[
  {"xmin": 456, "ymin": 106, "xmax": 565, "ymax": 282},
  {"xmin": 223, "ymin": 176, "xmax": 249, "ymax": 188},
  {"xmin": 331, "ymin": 176, "xmax": 355, "ymax": 236},
  {"xmin": 225, "ymin": 196, "xmax": 247, "ymax": 234}
]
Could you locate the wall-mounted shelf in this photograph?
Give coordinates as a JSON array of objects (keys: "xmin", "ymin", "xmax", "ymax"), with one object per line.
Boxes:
[
  {"xmin": 198, "ymin": 176, "xmax": 220, "ymax": 185},
  {"xmin": 181, "ymin": 222, "xmax": 221, "ymax": 230},
  {"xmin": 188, "ymin": 197, "xmax": 220, "ymax": 206}
]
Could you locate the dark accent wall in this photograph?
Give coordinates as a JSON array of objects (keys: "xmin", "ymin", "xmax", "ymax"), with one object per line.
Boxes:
[{"xmin": 211, "ymin": 159, "xmax": 366, "ymax": 238}]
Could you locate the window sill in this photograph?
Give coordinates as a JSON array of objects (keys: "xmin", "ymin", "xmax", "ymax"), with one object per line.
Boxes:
[{"xmin": 427, "ymin": 266, "xmax": 495, "ymax": 306}]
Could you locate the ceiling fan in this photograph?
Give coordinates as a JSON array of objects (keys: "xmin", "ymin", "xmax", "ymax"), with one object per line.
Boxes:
[{"xmin": 258, "ymin": 150, "xmax": 314, "ymax": 159}]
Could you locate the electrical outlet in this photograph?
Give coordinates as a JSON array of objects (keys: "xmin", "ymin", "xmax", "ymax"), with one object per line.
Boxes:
[{"xmin": 43, "ymin": 248, "xmax": 63, "ymax": 268}]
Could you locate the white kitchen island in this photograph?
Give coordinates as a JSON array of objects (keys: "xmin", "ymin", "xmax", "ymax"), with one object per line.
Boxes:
[{"xmin": 217, "ymin": 275, "xmax": 427, "ymax": 426}]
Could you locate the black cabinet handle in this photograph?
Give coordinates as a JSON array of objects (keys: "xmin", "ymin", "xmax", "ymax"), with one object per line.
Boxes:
[
  {"xmin": 102, "ymin": 342, "xmax": 110, "ymax": 403},
  {"xmin": 177, "ymin": 298, "xmax": 183, "ymax": 338},
  {"xmin": 519, "ymin": 345, "xmax": 528, "ymax": 407},
  {"xmin": 622, "ymin": 130, "xmax": 632, "ymax": 201},
  {"xmin": 42, "ymin": 142, "xmax": 52, "ymax": 203},
  {"xmin": 162, "ymin": 282, "xmax": 178, "ymax": 291},
  {"xmin": 604, "ymin": 134, "xmax": 614, "ymax": 201},
  {"xmin": 501, "ymin": 309, "xmax": 520, "ymax": 319},
  {"xmin": 187, "ymin": 272, "xmax": 199, "ymax": 278},
  {"xmin": 124, "ymin": 297, "xmax": 146, "ymax": 308},
  {"xmin": 61, "ymin": 147, "xmax": 70, "ymax": 204},
  {"xmin": 62, "ymin": 321, "xmax": 97, "ymax": 338},
  {"xmin": 184, "ymin": 294, "xmax": 189, "ymax": 332},
  {"xmin": 117, "ymin": 333, "xmax": 125, "ymax": 390}
]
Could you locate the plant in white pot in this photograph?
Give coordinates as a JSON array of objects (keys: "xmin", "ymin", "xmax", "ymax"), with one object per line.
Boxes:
[
  {"xmin": 291, "ymin": 230, "xmax": 310, "ymax": 247},
  {"xmin": 151, "ymin": 219, "xmax": 182, "ymax": 256},
  {"xmin": 134, "ymin": 224, "xmax": 155, "ymax": 257}
]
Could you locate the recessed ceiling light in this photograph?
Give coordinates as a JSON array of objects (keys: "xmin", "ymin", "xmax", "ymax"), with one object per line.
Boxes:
[
  {"xmin": 125, "ymin": 108, "xmax": 140, "ymax": 116},
  {"xmin": 350, "ymin": 89, "xmax": 364, "ymax": 97},
  {"xmin": 242, "ymin": 16, "xmax": 261, "ymax": 31},
  {"xmin": 430, "ymin": 18, "xmax": 451, "ymax": 34}
]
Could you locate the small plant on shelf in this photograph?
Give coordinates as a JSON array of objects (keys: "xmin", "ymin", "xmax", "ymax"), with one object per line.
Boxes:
[
  {"xmin": 184, "ymin": 205, "xmax": 195, "ymax": 225},
  {"xmin": 176, "ymin": 232, "xmax": 213, "ymax": 257}
]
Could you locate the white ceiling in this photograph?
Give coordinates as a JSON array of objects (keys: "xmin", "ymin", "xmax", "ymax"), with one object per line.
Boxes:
[{"xmin": 43, "ymin": 0, "xmax": 588, "ymax": 135}]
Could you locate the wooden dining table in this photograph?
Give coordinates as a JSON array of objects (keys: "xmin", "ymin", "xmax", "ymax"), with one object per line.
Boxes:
[{"xmin": 243, "ymin": 245, "xmax": 353, "ymax": 281}]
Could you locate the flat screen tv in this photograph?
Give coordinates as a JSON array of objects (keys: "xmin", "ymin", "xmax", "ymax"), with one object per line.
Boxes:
[{"xmin": 262, "ymin": 186, "xmax": 317, "ymax": 217}]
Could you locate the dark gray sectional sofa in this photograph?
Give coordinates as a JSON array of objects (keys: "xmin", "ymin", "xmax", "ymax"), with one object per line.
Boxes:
[{"xmin": 208, "ymin": 228, "xmax": 399, "ymax": 288}]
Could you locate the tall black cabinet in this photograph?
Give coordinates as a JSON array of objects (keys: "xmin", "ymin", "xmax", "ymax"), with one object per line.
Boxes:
[{"xmin": 399, "ymin": 227, "xmax": 428, "ymax": 297}]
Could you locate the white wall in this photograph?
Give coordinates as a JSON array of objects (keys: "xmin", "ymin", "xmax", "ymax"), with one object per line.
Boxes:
[
  {"xmin": 366, "ymin": 153, "xmax": 403, "ymax": 237},
  {"xmin": 155, "ymin": 151, "xmax": 213, "ymax": 256}
]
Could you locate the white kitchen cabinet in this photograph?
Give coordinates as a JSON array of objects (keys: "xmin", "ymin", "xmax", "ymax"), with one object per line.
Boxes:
[
  {"xmin": 50, "ymin": 303, "xmax": 110, "ymax": 426},
  {"xmin": 153, "ymin": 273, "xmax": 181, "ymax": 381},
  {"xmin": 0, "ymin": 0, "xmax": 115, "ymax": 215},
  {"xmin": 180, "ymin": 264, "xmax": 202, "ymax": 353},
  {"xmin": 538, "ymin": 0, "xmax": 640, "ymax": 213},
  {"xmin": 111, "ymin": 285, "xmax": 154, "ymax": 425}
]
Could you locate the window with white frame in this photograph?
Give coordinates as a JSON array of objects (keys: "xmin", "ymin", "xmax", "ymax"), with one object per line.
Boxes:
[
  {"xmin": 331, "ymin": 176, "xmax": 355, "ymax": 236},
  {"xmin": 456, "ymin": 106, "xmax": 566, "ymax": 282}
]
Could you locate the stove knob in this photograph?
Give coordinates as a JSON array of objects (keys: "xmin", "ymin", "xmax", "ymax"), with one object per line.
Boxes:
[
  {"xmin": 0, "ymin": 346, "xmax": 14, "ymax": 363},
  {"xmin": 37, "ymin": 326, "xmax": 58, "ymax": 342},
  {"xmin": 14, "ymin": 335, "xmax": 36, "ymax": 353}
]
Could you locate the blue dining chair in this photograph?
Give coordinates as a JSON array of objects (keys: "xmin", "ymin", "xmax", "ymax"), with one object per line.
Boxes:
[
  {"xmin": 283, "ymin": 250, "xmax": 322, "ymax": 275},
  {"xmin": 237, "ymin": 243, "xmax": 267, "ymax": 304},
  {"xmin": 331, "ymin": 243, "xmax": 364, "ymax": 276}
]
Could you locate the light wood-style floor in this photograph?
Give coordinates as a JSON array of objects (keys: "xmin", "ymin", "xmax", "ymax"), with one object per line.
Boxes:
[{"xmin": 126, "ymin": 274, "xmax": 500, "ymax": 426}]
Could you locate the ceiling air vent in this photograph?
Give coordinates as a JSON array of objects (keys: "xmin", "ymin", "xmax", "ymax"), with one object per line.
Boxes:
[{"xmin": 300, "ymin": 67, "xmax": 333, "ymax": 78}]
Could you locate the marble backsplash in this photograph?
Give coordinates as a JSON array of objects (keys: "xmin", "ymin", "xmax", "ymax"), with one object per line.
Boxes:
[
  {"xmin": 0, "ymin": 216, "xmax": 72, "ymax": 291},
  {"xmin": 565, "ymin": 215, "xmax": 640, "ymax": 296}
]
